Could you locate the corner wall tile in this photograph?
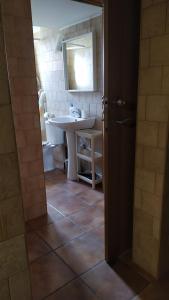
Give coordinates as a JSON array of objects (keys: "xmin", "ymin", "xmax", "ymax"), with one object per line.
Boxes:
[
  {"xmin": 0, "ymin": 279, "xmax": 10, "ymax": 300},
  {"xmin": 0, "ymin": 235, "xmax": 28, "ymax": 281},
  {"xmin": 9, "ymin": 269, "xmax": 32, "ymax": 300},
  {"xmin": 0, "ymin": 105, "xmax": 16, "ymax": 154}
]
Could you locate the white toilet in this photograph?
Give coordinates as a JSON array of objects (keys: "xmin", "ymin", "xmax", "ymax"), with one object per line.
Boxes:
[{"xmin": 42, "ymin": 121, "xmax": 64, "ymax": 172}]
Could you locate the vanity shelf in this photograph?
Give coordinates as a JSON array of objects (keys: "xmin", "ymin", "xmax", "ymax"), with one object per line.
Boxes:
[{"xmin": 76, "ymin": 129, "xmax": 103, "ymax": 189}]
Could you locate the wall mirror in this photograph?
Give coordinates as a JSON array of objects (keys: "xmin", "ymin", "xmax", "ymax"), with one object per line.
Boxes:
[{"xmin": 63, "ymin": 32, "xmax": 96, "ymax": 92}]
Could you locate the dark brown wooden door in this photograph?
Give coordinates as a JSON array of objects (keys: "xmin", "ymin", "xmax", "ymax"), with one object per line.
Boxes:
[
  {"xmin": 104, "ymin": 0, "xmax": 140, "ymax": 263},
  {"xmin": 72, "ymin": 0, "xmax": 140, "ymax": 264}
]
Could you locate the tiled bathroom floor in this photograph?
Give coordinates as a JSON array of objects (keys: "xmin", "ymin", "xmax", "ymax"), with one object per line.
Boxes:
[{"xmin": 26, "ymin": 170, "xmax": 169, "ymax": 300}]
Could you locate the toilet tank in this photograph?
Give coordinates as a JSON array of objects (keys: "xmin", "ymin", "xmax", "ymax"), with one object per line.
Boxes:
[{"xmin": 45, "ymin": 121, "xmax": 64, "ymax": 145}]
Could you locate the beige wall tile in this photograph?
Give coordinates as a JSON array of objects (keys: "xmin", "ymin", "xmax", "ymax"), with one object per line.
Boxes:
[
  {"xmin": 5, "ymin": 35, "xmax": 34, "ymax": 59},
  {"xmin": 0, "ymin": 153, "xmax": 20, "ymax": 202},
  {"xmin": 20, "ymin": 160, "xmax": 44, "ymax": 179},
  {"xmin": 134, "ymin": 0, "xmax": 169, "ymax": 279},
  {"xmin": 0, "ymin": 279, "xmax": 10, "ymax": 300},
  {"xmin": 0, "ymin": 58, "xmax": 8, "ymax": 79},
  {"xmin": 10, "ymin": 78, "xmax": 37, "ymax": 96},
  {"xmin": 151, "ymin": 35, "xmax": 169, "ymax": 66},
  {"xmin": 12, "ymin": 96, "xmax": 38, "ymax": 114},
  {"xmin": 135, "ymin": 168, "xmax": 155, "ymax": 193},
  {"xmin": 14, "ymin": 114, "xmax": 37, "ymax": 131},
  {"xmin": 142, "ymin": 0, "xmax": 153, "ymax": 8},
  {"xmin": 3, "ymin": 16, "xmax": 33, "ymax": 41},
  {"xmin": 0, "ymin": 106, "xmax": 16, "ymax": 154},
  {"xmin": 9, "ymin": 270, "xmax": 32, "ymax": 300},
  {"xmin": 139, "ymin": 67, "xmax": 162, "ymax": 95},
  {"xmin": 153, "ymin": 0, "xmax": 168, "ymax": 3},
  {"xmin": 142, "ymin": 191, "xmax": 162, "ymax": 218},
  {"xmin": 162, "ymin": 67, "xmax": 169, "ymax": 93},
  {"xmin": 155, "ymin": 173, "xmax": 164, "ymax": 197},
  {"xmin": 21, "ymin": 175, "xmax": 45, "ymax": 194},
  {"xmin": 134, "ymin": 188, "xmax": 142, "ymax": 209},
  {"xmin": 7, "ymin": 58, "xmax": 36, "ymax": 77},
  {"xmin": 2, "ymin": 0, "xmax": 31, "ymax": 18},
  {"xmin": 15, "ymin": 130, "xmax": 26, "ymax": 148},
  {"xmin": 0, "ymin": 1, "xmax": 34, "ymax": 297},
  {"xmin": 165, "ymin": 2, "xmax": 169, "ymax": 33},
  {"xmin": 140, "ymin": 39, "xmax": 150, "ymax": 68},
  {"xmin": 24, "ymin": 201, "xmax": 47, "ymax": 221},
  {"xmin": 0, "ymin": 50, "xmax": 7, "ymax": 79},
  {"xmin": 143, "ymin": 147, "xmax": 165, "ymax": 173},
  {"xmin": 0, "ymin": 235, "xmax": 28, "ymax": 280},
  {"xmin": 22, "ymin": 189, "xmax": 46, "ymax": 211},
  {"xmin": 137, "ymin": 96, "xmax": 146, "ymax": 120},
  {"xmin": 25, "ymin": 129, "xmax": 42, "ymax": 145},
  {"xmin": 158, "ymin": 122, "xmax": 168, "ymax": 149},
  {"xmin": 18, "ymin": 145, "xmax": 42, "ymax": 163},
  {"xmin": 0, "ymin": 196, "xmax": 24, "ymax": 242},
  {"xmin": 2, "ymin": 0, "xmax": 46, "ymax": 222},
  {"xmin": 133, "ymin": 234, "xmax": 159, "ymax": 277},
  {"xmin": 141, "ymin": 3, "xmax": 166, "ymax": 38},
  {"xmin": 153, "ymin": 217, "xmax": 161, "ymax": 240},
  {"xmin": 137, "ymin": 121, "xmax": 158, "ymax": 147},
  {"xmin": 135, "ymin": 145, "xmax": 144, "ymax": 168},
  {"xmin": 146, "ymin": 96, "xmax": 169, "ymax": 122},
  {"xmin": 134, "ymin": 209, "xmax": 154, "ymax": 236},
  {"xmin": 0, "ymin": 80, "xmax": 10, "ymax": 105}
]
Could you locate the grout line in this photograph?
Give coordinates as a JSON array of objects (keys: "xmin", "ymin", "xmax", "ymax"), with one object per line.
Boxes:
[
  {"xmin": 30, "ymin": 172, "xmax": 105, "ymax": 299},
  {"xmin": 78, "ymin": 259, "xmax": 105, "ymax": 278},
  {"xmin": 42, "ymin": 277, "xmax": 79, "ymax": 300},
  {"xmin": 42, "ymin": 258, "xmax": 105, "ymax": 300},
  {"xmin": 53, "ymin": 250, "xmax": 78, "ymax": 276},
  {"xmin": 7, "ymin": 278, "xmax": 12, "ymax": 300},
  {"xmin": 47, "ymin": 202, "xmax": 66, "ymax": 217},
  {"xmin": 29, "ymin": 248, "xmax": 53, "ymax": 264},
  {"xmin": 76, "ymin": 260, "xmax": 106, "ymax": 297}
]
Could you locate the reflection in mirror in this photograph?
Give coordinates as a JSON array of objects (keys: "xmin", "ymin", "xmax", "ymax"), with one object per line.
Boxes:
[{"xmin": 63, "ymin": 32, "xmax": 96, "ymax": 92}]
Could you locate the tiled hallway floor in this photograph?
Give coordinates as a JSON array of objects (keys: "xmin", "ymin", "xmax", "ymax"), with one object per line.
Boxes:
[{"xmin": 26, "ymin": 170, "xmax": 169, "ymax": 300}]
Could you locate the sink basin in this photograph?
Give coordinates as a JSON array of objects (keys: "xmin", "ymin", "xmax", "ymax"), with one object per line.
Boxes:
[
  {"xmin": 47, "ymin": 116, "xmax": 95, "ymax": 131},
  {"xmin": 47, "ymin": 115, "xmax": 95, "ymax": 181}
]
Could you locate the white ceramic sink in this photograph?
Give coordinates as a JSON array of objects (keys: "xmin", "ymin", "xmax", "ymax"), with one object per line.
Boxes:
[
  {"xmin": 47, "ymin": 116, "xmax": 95, "ymax": 131},
  {"xmin": 47, "ymin": 115, "xmax": 95, "ymax": 180}
]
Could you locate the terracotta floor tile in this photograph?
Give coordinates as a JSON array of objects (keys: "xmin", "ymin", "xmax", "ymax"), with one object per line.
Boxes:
[
  {"xmin": 132, "ymin": 275, "xmax": 169, "ymax": 300},
  {"xmin": 46, "ymin": 279, "xmax": 97, "ymax": 300},
  {"xmin": 30, "ymin": 252, "xmax": 75, "ymax": 300},
  {"xmin": 48, "ymin": 193, "xmax": 88, "ymax": 216},
  {"xmin": 37, "ymin": 217, "xmax": 84, "ymax": 249},
  {"xmin": 45, "ymin": 171, "xmax": 67, "ymax": 186},
  {"xmin": 26, "ymin": 205, "xmax": 63, "ymax": 232},
  {"xmin": 82, "ymin": 261, "xmax": 140, "ymax": 300},
  {"xmin": 56, "ymin": 228, "xmax": 104, "ymax": 275},
  {"xmin": 79, "ymin": 189, "xmax": 104, "ymax": 206},
  {"xmin": 69, "ymin": 205, "xmax": 104, "ymax": 231},
  {"xmin": 26, "ymin": 232, "xmax": 52, "ymax": 262},
  {"xmin": 92, "ymin": 225, "xmax": 105, "ymax": 242},
  {"xmin": 95, "ymin": 199, "xmax": 104, "ymax": 210},
  {"xmin": 46, "ymin": 185, "xmax": 74, "ymax": 200},
  {"xmin": 61, "ymin": 181, "xmax": 90, "ymax": 195}
]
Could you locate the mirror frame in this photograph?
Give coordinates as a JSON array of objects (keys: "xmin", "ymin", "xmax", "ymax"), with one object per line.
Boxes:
[{"xmin": 62, "ymin": 32, "xmax": 97, "ymax": 92}]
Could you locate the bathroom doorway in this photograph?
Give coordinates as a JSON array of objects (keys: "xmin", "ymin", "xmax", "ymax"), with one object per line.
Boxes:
[
  {"xmin": 26, "ymin": 1, "xmax": 105, "ymax": 298},
  {"xmin": 25, "ymin": 0, "xmax": 141, "ymax": 298}
]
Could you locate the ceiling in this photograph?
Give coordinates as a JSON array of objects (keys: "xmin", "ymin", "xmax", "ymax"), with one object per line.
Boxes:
[{"xmin": 31, "ymin": 0, "xmax": 102, "ymax": 29}]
